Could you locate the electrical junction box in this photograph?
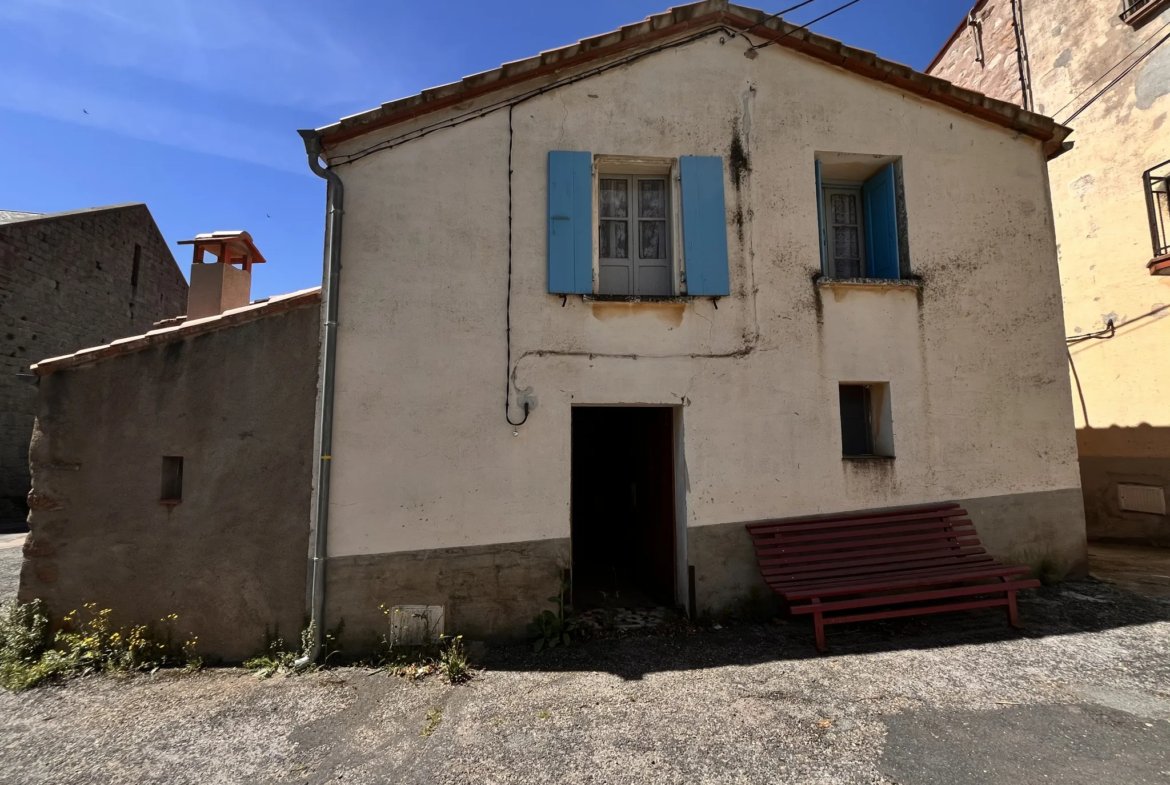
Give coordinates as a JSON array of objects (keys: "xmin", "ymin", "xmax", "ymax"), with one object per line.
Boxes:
[{"xmin": 388, "ymin": 605, "xmax": 445, "ymax": 646}]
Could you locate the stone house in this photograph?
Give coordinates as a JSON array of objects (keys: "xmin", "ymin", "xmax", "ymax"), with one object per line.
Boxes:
[
  {"xmin": 929, "ymin": 0, "xmax": 1170, "ymax": 545},
  {"xmin": 20, "ymin": 234, "xmax": 319, "ymax": 660},
  {"xmin": 0, "ymin": 204, "xmax": 188, "ymax": 527},
  {"xmin": 293, "ymin": 0, "xmax": 1086, "ymax": 650}
]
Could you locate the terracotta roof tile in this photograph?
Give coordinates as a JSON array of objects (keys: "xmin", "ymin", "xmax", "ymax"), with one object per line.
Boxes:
[
  {"xmin": 32, "ymin": 287, "xmax": 321, "ymax": 377},
  {"xmin": 316, "ymin": 0, "xmax": 1069, "ymax": 156}
]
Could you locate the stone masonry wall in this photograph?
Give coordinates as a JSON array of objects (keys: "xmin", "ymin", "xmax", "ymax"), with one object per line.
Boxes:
[
  {"xmin": 928, "ymin": 0, "xmax": 1027, "ymax": 107},
  {"xmin": 0, "ymin": 204, "xmax": 188, "ymax": 524},
  {"xmin": 20, "ymin": 300, "xmax": 320, "ymax": 660}
]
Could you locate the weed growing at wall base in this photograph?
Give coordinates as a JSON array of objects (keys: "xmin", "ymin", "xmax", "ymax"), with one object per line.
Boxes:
[
  {"xmin": 528, "ymin": 579, "xmax": 578, "ymax": 652},
  {"xmin": 376, "ymin": 605, "xmax": 472, "ymax": 684},
  {"xmin": 0, "ymin": 600, "xmax": 200, "ymax": 692}
]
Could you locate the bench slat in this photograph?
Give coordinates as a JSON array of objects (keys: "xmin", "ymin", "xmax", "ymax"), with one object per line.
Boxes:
[
  {"xmin": 744, "ymin": 503, "xmax": 961, "ymax": 533},
  {"xmin": 750, "ymin": 519, "xmax": 974, "ymax": 546},
  {"xmin": 761, "ymin": 550, "xmax": 990, "ymax": 580},
  {"xmin": 759, "ymin": 542, "xmax": 984, "ymax": 570},
  {"xmin": 746, "ymin": 507, "xmax": 966, "ymax": 536},
  {"xmin": 788, "ymin": 579, "xmax": 1041, "ymax": 614},
  {"xmin": 812, "ymin": 596, "xmax": 1014, "ymax": 626},
  {"xmin": 754, "ymin": 527, "xmax": 977, "ymax": 556},
  {"xmin": 777, "ymin": 566, "xmax": 1033, "ymax": 600},
  {"xmin": 771, "ymin": 560, "xmax": 1016, "ymax": 590}
]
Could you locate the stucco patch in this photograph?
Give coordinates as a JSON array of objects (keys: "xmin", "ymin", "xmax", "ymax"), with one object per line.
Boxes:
[
  {"xmin": 1136, "ymin": 44, "xmax": 1170, "ymax": 110},
  {"xmin": 1054, "ymin": 49, "xmax": 1072, "ymax": 68},
  {"xmin": 590, "ymin": 301, "xmax": 686, "ymax": 327},
  {"xmin": 1069, "ymin": 174, "xmax": 1095, "ymax": 199}
]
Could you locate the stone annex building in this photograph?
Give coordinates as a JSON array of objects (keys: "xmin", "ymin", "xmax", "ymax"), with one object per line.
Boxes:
[{"xmin": 0, "ymin": 205, "xmax": 189, "ymax": 526}]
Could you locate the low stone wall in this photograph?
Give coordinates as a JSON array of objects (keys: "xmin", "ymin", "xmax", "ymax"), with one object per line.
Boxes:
[{"xmin": 324, "ymin": 538, "xmax": 570, "ymax": 652}]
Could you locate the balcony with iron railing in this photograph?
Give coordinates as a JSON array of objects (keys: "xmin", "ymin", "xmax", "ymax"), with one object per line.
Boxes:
[
  {"xmin": 1121, "ymin": 0, "xmax": 1170, "ymax": 26},
  {"xmin": 1143, "ymin": 159, "xmax": 1170, "ymax": 274}
]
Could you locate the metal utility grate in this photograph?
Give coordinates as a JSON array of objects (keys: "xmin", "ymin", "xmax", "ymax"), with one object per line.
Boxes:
[
  {"xmin": 387, "ymin": 605, "xmax": 445, "ymax": 646},
  {"xmin": 1118, "ymin": 483, "xmax": 1167, "ymax": 515}
]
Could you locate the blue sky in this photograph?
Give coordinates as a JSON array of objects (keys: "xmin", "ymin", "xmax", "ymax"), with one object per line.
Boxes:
[{"xmin": 0, "ymin": 0, "xmax": 974, "ymax": 299}]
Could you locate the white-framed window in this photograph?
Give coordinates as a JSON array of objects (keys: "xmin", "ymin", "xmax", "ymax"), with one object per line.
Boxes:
[
  {"xmin": 593, "ymin": 156, "xmax": 683, "ymax": 297},
  {"xmin": 822, "ymin": 183, "xmax": 866, "ymax": 279}
]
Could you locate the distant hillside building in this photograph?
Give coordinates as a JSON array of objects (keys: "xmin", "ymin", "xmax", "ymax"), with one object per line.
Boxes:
[{"xmin": 0, "ymin": 204, "xmax": 188, "ymax": 526}]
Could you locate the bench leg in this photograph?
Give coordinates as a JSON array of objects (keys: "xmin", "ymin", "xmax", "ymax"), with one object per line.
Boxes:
[
  {"xmin": 812, "ymin": 599, "xmax": 828, "ymax": 653},
  {"xmin": 1002, "ymin": 578, "xmax": 1022, "ymax": 629}
]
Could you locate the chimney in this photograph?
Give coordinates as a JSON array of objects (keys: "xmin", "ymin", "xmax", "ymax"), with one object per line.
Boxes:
[{"xmin": 176, "ymin": 231, "xmax": 266, "ymax": 319}]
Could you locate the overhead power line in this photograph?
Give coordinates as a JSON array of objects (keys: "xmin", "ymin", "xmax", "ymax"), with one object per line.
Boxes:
[
  {"xmin": 747, "ymin": 0, "xmax": 867, "ymax": 53},
  {"xmin": 741, "ymin": 0, "xmax": 824, "ymax": 39},
  {"xmin": 1051, "ymin": 17, "xmax": 1170, "ymax": 121},
  {"xmin": 1062, "ymin": 27, "xmax": 1170, "ymax": 125}
]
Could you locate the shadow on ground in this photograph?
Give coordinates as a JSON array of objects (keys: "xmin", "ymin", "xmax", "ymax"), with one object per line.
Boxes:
[{"xmin": 480, "ymin": 578, "xmax": 1170, "ymax": 680}]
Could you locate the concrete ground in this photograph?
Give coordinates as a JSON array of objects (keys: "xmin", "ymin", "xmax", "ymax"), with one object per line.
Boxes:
[
  {"xmin": 1089, "ymin": 542, "xmax": 1170, "ymax": 597},
  {"xmin": 1, "ymin": 538, "xmax": 1169, "ymax": 784}
]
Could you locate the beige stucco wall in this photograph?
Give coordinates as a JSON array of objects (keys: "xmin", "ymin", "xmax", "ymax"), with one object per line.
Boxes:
[
  {"xmin": 1032, "ymin": 0, "xmax": 1170, "ymax": 543},
  {"xmin": 323, "ymin": 31, "xmax": 1084, "ymax": 622},
  {"xmin": 931, "ymin": 0, "xmax": 1170, "ymax": 543}
]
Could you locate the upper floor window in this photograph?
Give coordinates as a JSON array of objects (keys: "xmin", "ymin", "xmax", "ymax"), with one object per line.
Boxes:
[
  {"xmin": 547, "ymin": 151, "xmax": 730, "ymax": 298},
  {"xmin": 815, "ymin": 154, "xmax": 908, "ymax": 281},
  {"xmin": 1142, "ymin": 158, "xmax": 1170, "ymax": 274},
  {"xmin": 598, "ymin": 174, "xmax": 672, "ymax": 296},
  {"xmin": 1121, "ymin": 0, "xmax": 1170, "ymax": 26}
]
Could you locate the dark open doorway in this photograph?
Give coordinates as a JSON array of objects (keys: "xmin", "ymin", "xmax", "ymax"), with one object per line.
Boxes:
[{"xmin": 571, "ymin": 407, "xmax": 677, "ymax": 610}]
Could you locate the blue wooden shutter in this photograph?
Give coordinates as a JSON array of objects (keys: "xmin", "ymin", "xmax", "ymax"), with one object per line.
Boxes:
[
  {"xmin": 547, "ymin": 150, "xmax": 593, "ymax": 294},
  {"xmin": 680, "ymin": 156, "xmax": 730, "ymax": 296},
  {"xmin": 862, "ymin": 163, "xmax": 900, "ymax": 280},
  {"xmin": 815, "ymin": 159, "xmax": 827, "ymax": 275}
]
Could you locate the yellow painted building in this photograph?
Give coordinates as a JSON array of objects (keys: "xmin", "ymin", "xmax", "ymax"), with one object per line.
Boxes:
[{"xmin": 931, "ymin": 0, "xmax": 1170, "ymax": 544}]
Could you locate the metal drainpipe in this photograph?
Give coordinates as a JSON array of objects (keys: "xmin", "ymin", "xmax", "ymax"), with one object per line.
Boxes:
[{"xmin": 295, "ymin": 128, "xmax": 343, "ymax": 666}]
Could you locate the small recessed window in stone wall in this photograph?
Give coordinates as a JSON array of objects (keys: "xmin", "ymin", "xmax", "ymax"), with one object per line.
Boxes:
[{"xmin": 160, "ymin": 456, "xmax": 183, "ymax": 504}]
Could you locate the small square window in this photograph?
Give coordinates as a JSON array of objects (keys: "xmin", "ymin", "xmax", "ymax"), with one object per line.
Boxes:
[
  {"xmin": 839, "ymin": 383, "xmax": 894, "ymax": 458},
  {"xmin": 161, "ymin": 456, "xmax": 183, "ymax": 503},
  {"xmin": 598, "ymin": 173, "xmax": 672, "ymax": 296}
]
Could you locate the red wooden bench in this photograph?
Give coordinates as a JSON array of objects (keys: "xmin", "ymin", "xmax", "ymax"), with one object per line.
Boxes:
[{"xmin": 745, "ymin": 502, "xmax": 1039, "ymax": 652}]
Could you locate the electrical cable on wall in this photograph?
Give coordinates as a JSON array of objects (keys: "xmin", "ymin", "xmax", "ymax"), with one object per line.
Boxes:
[
  {"xmin": 505, "ymin": 103, "xmax": 529, "ymax": 429},
  {"xmin": 1066, "ymin": 319, "xmax": 1114, "ymax": 345}
]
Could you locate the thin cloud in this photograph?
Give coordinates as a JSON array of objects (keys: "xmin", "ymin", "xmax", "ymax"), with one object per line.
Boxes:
[
  {"xmin": 0, "ymin": 0, "xmax": 402, "ymax": 113},
  {"xmin": 1, "ymin": 71, "xmax": 311, "ymax": 175}
]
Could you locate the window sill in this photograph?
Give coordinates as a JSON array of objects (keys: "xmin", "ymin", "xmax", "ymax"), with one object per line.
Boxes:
[
  {"xmin": 817, "ymin": 276, "xmax": 921, "ymax": 291},
  {"xmin": 582, "ymin": 294, "xmax": 701, "ymax": 303},
  {"xmin": 159, "ymin": 499, "xmax": 181, "ymax": 506},
  {"xmin": 842, "ymin": 454, "xmax": 895, "ymax": 462}
]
